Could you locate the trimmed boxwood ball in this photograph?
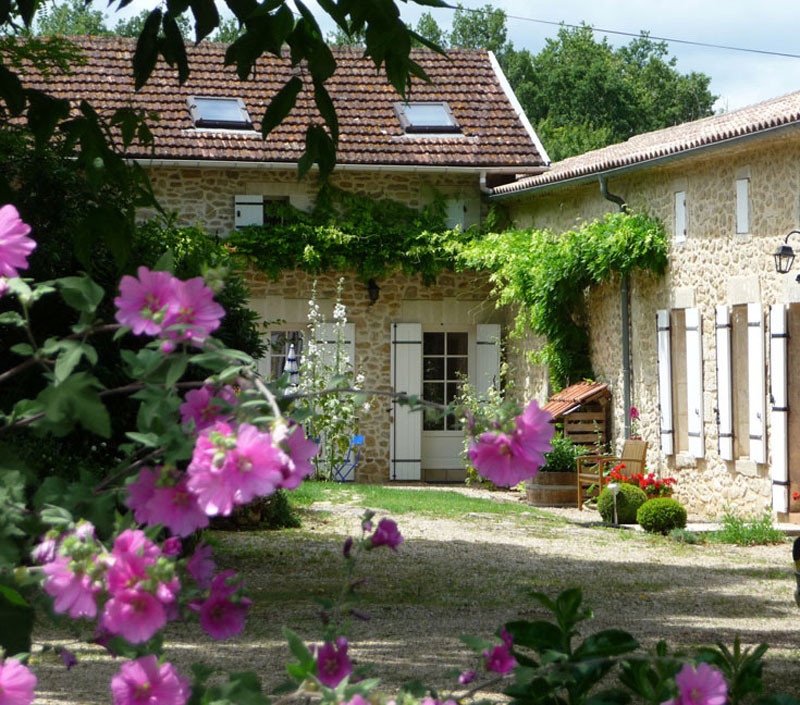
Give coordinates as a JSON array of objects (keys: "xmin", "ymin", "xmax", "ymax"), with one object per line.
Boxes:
[
  {"xmin": 637, "ymin": 498, "xmax": 688, "ymax": 534},
  {"xmin": 597, "ymin": 483, "xmax": 648, "ymax": 524}
]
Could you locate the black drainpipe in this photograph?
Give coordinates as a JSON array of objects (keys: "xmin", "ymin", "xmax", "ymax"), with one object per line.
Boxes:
[{"xmin": 599, "ymin": 176, "xmax": 632, "ymax": 439}]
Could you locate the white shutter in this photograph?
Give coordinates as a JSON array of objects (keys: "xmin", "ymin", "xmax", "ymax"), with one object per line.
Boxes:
[
  {"xmin": 656, "ymin": 309, "xmax": 674, "ymax": 455},
  {"xmin": 476, "ymin": 324, "xmax": 501, "ymax": 399},
  {"xmin": 446, "ymin": 198, "xmax": 467, "ymax": 229},
  {"xmin": 747, "ymin": 302, "xmax": 767, "ymax": 464},
  {"xmin": 390, "ymin": 323, "xmax": 422, "ymax": 480},
  {"xmin": 770, "ymin": 304, "xmax": 789, "ymax": 512},
  {"xmin": 234, "ymin": 195, "xmax": 264, "ymax": 228},
  {"xmin": 736, "ymin": 178, "xmax": 750, "ymax": 234},
  {"xmin": 685, "ymin": 307, "xmax": 705, "ymax": 458},
  {"xmin": 674, "ymin": 191, "xmax": 687, "ymax": 242},
  {"xmin": 715, "ymin": 305, "xmax": 734, "ymax": 460},
  {"xmin": 315, "ymin": 322, "xmax": 355, "ymax": 373}
]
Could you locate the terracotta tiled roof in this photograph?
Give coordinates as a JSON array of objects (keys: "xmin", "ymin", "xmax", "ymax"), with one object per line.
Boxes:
[
  {"xmin": 542, "ymin": 381, "xmax": 609, "ymax": 420},
  {"xmin": 22, "ymin": 36, "xmax": 546, "ymax": 170},
  {"xmin": 493, "ymin": 90, "xmax": 800, "ymax": 195}
]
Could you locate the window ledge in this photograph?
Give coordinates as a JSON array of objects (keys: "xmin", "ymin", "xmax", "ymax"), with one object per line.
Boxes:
[
  {"xmin": 734, "ymin": 458, "xmax": 759, "ymax": 476},
  {"xmin": 674, "ymin": 452, "xmax": 696, "ymax": 469}
]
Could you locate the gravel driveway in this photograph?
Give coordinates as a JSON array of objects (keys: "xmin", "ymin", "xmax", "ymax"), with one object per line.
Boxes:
[{"xmin": 32, "ymin": 488, "xmax": 800, "ymax": 703}]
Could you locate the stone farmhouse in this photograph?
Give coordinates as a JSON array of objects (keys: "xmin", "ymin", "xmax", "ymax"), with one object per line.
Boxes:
[
  {"xmin": 27, "ymin": 37, "xmax": 550, "ymax": 484},
  {"xmin": 492, "ymin": 92, "xmax": 800, "ymax": 518}
]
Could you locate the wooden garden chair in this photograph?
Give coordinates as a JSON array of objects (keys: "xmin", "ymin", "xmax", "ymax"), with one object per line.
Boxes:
[{"xmin": 576, "ymin": 439, "xmax": 648, "ymax": 510}]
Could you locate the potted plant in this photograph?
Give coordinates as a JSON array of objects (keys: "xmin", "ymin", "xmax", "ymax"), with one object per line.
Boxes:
[{"xmin": 525, "ymin": 435, "xmax": 587, "ymax": 507}]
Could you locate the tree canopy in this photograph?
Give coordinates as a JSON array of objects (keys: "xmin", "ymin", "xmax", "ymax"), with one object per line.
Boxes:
[{"xmin": 414, "ymin": 6, "xmax": 716, "ymax": 161}]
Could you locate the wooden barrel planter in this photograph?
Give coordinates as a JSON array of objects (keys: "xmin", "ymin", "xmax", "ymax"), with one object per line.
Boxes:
[{"xmin": 525, "ymin": 472, "xmax": 578, "ymax": 508}]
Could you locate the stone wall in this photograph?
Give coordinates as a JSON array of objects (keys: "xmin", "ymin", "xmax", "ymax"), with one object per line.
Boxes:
[
  {"xmin": 141, "ymin": 165, "xmax": 481, "ymax": 233},
  {"xmin": 247, "ymin": 268, "xmax": 507, "ymax": 483},
  {"xmin": 507, "ymin": 130, "xmax": 800, "ymax": 516}
]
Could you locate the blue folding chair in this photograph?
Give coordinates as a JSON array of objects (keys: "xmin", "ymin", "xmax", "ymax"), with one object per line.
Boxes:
[{"xmin": 333, "ymin": 435, "xmax": 364, "ymax": 482}]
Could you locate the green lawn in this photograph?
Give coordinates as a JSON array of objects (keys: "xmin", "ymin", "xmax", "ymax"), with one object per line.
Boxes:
[{"xmin": 288, "ymin": 482, "xmax": 555, "ymax": 520}]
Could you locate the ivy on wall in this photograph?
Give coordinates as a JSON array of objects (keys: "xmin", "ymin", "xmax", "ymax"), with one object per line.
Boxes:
[
  {"xmin": 226, "ymin": 186, "xmax": 472, "ymax": 285},
  {"xmin": 228, "ymin": 187, "xmax": 667, "ymax": 388},
  {"xmin": 456, "ymin": 211, "xmax": 668, "ymax": 388}
]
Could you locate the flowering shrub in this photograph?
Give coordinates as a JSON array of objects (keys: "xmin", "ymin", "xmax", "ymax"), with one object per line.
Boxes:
[
  {"xmin": 0, "ymin": 203, "xmax": 561, "ymax": 704},
  {"xmin": 607, "ymin": 463, "xmax": 677, "ymax": 499}
]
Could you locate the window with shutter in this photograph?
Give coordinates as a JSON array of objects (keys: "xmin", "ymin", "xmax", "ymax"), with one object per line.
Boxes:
[
  {"xmin": 747, "ymin": 303, "xmax": 767, "ymax": 465},
  {"xmin": 476, "ymin": 324, "xmax": 501, "ymax": 399},
  {"xmin": 670, "ymin": 309, "xmax": 689, "ymax": 452},
  {"xmin": 390, "ymin": 323, "xmax": 422, "ymax": 480},
  {"xmin": 715, "ymin": 306, "xmax": 733, "ymax": 461},
  {"xmin": 769, "ymin": 304, "xmax": 788, "ymax": 512},
  {"xmin": 656, "ymin": 310, "xmax": 674, "ymax": 455},
  {"xmin": 730, "ymin": 305, "xmax": 750, "ymax": 459},
  {"xmin": 685, "ymin": 307, "xmax": 705, "ymax": 458}
]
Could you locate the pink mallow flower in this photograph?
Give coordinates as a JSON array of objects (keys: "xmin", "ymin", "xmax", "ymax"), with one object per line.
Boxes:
[
  {"xmin": 0, "ymin": 204, "xmax": 36, "ymax": 279},
  {"xmin": 315, "ymin": 637, "xmax": 352, "ymax": 688},
  {"xmin": 110, "ymin": 656, "xmax": 190, "ymax": 705},
  {"xmin": 179, "ymin": 385, "xmax": 236, "ymax": 431},
  {"xmin": 124, "ymin": 466, "xmax": 160, "ymax": 526},
  {"xmin": 369, "ymin": 519, "xmax": 404, "ymax": 551},
  {"xmin": 163, "ymin": 537, "xmax": 182, "ymax": 557},
  {"xmin": 468, "ymin": 400, "xmax": 554, "ymax": 487},
  {"xmin": 163, "ymin": 276, "xmax": 225, "ymax": 346},
  {"xmin": 665, "ymin": 663, "xmax": 727, "ymax": 705},
  {"xmin": 101, "ymin": 588, "xmax": 168, "ymax": 644},
  {"xmin": 186, "ymin": 421, "xmax": 240, "ymax": 516},
  {"xmin": 0, "ymin": 657, "xmax": 37, "ymax": 705},
  {"xmin": 148, "ymin": 478, "xmax": 210, "ymax": 537},
  {"xmin": 484, "ymin": 628, "xmax": 516, "ymax": 674},
  {"xmin": 186, "ymin": 541, "xmax": 216, "ymax": 589},
  {"xmin": 42, "ymin": 557, "xmax": 100, "ymax": 619},
  {"xmin": 274, "ymin": 423, "xmax": 318, "ymax": 490},
  {"xmin": 192, "ymin": 570, "xmax": 251, "ymax": 640},
  {"xmin": 114, "ymin": 267, "xmax": 180, "ymax": 336}
]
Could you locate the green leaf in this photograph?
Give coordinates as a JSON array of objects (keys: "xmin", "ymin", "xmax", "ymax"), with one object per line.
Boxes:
[
  {"xmin": 190, "ymin": 0, "xmax": 220, "ymax": 41},
  {"xmin": 10, "ymin": 344, "xmax": 33, "ymax": 357},
  {"xmin": 191, "ymin": 663, "xmax": 215, "ymax": 685},
  {"xmin": 36, "ymin": 372, "xmax": 111, "ymax": 438},
  {"xmin": 40, "ymin": 504, "xmax": 73, "ymax": 527},
  {"xmin": 58, "ymin": 275, "xmax": 105, "ymax": 313},
  {"xmin": 161, "ymin": 13, "xmax": 190, "ymax": 84},
  {"xmin": 133, "ymin": 9, "xmax": 163, "ymax": 90},
  {"xmin": 313, "ymin": 80, "xmax": 338, "ymax": 144},
  {"xmin": 165, "ymin": 356, "xmax": 189, "ymax": 388},
  {"xmin": 126, "ymin": 432, "xmax": 161, "ymax": 447},
  {"xmin": 585, "ymin": 689, "xmax": 631, "ymax": 705},
  {"xmin": 261, "ymin": 77, "xmax": 303, "ymax": 138},
  {"xmin": 25, "ymin": 89, "xmax": 71, "ymax": 144},
  {"xmin": 506, "ymin": 620, "xmax": 564, "ymax": 653},
  {"xmin": 283, "ymin": 627, "xmax": 314, "ymax": 668},
  {"xmin": 0, "ymin": 65, "xmax": 25, "ymax": 116},
  {"xmin": 0, "ymin": 586, "xmax": 33, "ymax": 656},
  {"xmin": 573, "ymin": 630, "xmax": 639, "ymax": 660},
  {"xmin": 0, "ymin": 312, "xmax": 24, "ymax": 327}
]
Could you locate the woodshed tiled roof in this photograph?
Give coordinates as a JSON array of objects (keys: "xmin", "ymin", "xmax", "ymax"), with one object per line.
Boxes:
[
  {"xmin": 542, "ymin": 381, "xmax": 609, "ymax": 419},
  {"xmin": 23, "ymin": 36, "xmax": 547, "ymax": 170},
  {"xmin": 493, "ymin": 90, "xmax": 800, "ymax": 195}
]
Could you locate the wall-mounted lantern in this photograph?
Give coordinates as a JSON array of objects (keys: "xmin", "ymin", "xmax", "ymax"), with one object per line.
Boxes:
[{"xmin": 773, "ymin": 230, "xmax": 800, "ymax": 276}]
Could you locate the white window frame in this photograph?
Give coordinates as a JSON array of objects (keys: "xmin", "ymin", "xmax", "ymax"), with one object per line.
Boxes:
[
  {"xmin": 736, "ymin": 178, "xmax": 750, "ymax": 234},
  {"xmin": 674, "ymin": 191, "xmax": 687, "ymax": 243}
]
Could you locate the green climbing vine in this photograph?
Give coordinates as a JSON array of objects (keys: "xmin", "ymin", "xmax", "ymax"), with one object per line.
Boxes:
[
  {"xmin": 227, "ymin": 186, "xmax": 667, "ymax": 389},
  {"xmin": 456, "ymin": 211, "xmax": 668, "ymax": 388},
  {"xmin": 226, "ymin": 185, "xmax": 472, "ymax": 284}
]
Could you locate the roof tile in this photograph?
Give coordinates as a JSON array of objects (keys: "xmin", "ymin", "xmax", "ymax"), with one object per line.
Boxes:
[
  {"xmin": 22, "ymin": 36, "xmax": 546, "ymax": 170},
  {"xmin": 494, "ymin": 90, "xmax": 800, "ymax": 194}
]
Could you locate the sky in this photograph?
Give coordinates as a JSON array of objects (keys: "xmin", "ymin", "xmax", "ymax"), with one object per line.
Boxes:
[{"xmin": 111, "ymin": 0, "xmax": 800, "ymax": 113}]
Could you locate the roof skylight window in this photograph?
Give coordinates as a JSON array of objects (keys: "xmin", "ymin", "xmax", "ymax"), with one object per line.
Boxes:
[
  {"xmin": 187, "ymin": 96, "xmax": 253, "ymax": 130},
  {"xmin": 394, "ymin": 101, "xmax": 461, "ymax": 134}
]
